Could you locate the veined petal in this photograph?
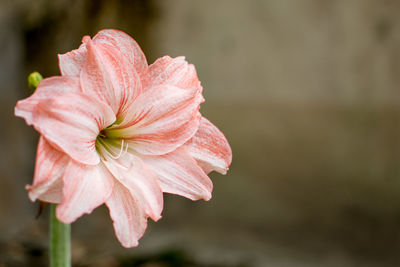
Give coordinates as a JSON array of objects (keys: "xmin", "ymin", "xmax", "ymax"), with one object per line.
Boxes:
[
  {"xmin": 27, "ymin": 136, "xmax": 69, "ymax": 203},
  {"xmin": 38, "ymin": 177, "xmax": 63, "ymax": 204},
  {"xmin": 80, "ymin": 40, "xmax": 141, "ymax": 117},
  {"xmin": 56, "ymin": 161, "xmax": 114, "ymax": 224},
  {"xmin": 15, "ymin": 76, "xmax": 80, "ymax": 125},
  {"xmin": 141, "ymin": 146, "xmax": 212, "ymax": 201},
  {"xmin": 109, "ymin": 85, "xmax": 202, "ymax": 156},
  {"xmin": 106, "ymin": 181, "xmax": 148, "ymax": 248},
  {"xmin": 187, "ymin": 117, "xmax": 232, "ymax": 174},
  {"xmin": 33, "ymin": 92, "xmax": 115, "ymax": 165},
  {"xmin": 93, "ymin": 29, "xmax": 148, "ymax": 75},
  {"xmin": 103, "ymin": 153, "xmax": 163, "ymax": 221},
  {"xmin": 58, "ymin": 42, "xmax": 87, "ymax": 76},
  {"xmin": 142, "ymin": 56, "xmax": 201, "ymax": 92}
]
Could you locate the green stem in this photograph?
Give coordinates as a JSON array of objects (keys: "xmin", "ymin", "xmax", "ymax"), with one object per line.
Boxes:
[{"xmin": 50, "ymin": 204, "xmax": 71, "ymax": 267}]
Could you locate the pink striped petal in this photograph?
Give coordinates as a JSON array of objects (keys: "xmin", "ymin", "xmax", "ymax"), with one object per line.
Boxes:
[
  {"xmin": 33, "ymin": 92, "xmax": 115, "ymax": 165},
  {"xmin": 15, "ymin": 76, "xmax": 80, "ymax": 125},
  {"xmin": 58, "ymin": 41, "xmax": 87, "ymax": 76},
  {"xmin": 187, "ymin": 117, "xmax": 232, "ymax": 174},
  {"xmin": 141, "ymin": 146, "xmax": 212, "ymax": 201},
  {"xmin": 80, "ymin": 40, "xmax": 141, "ymax": 117},
  {"xmin": 103, "ymin": 154, "xmax": 163, "ymax": 221},
  {"xmin": 56, "ymin": 161, "xmax": 114, "ymax": 224},
  {"xmin": 27, "ymin": 136, "xmax": 69, "ymax": 203},
  {"xmin": 106, "ymin": 181, "xmax": 148, "ymax": 248},
  {"xmin": 142, "ymin": 56, "xmax": 201, "ymax": 92},
  {"xmin": 110, "ymin": 85, "xmax": 202, "ymax": 156},
  {"xmin": 93, "ymin": 29, "xmax": 148, "ymax": 75},
  {"xmin": 38, "ymin": 177, "xmax": 63, "ymax": 203}
]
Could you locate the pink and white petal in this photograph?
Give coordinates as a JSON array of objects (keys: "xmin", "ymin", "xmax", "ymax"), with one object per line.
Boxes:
[
  {"xmin": 15, "ymin": 76, "xmax": 80, "ymax": 125},
  {"xmin": 103, "ymin": 153, "xmax": 163, "ymax": 221},
  {"xmin": 38, "ymin": 176, "xmax": 64, "ymax": 203},
  {"xmin": 80, "ymin": 40, "xmax": 141, "ymax": 117},
  {"xmin": 109, "ymin": 85, "xmax": 202, "ymax": 156},
  {"xmin": 93, "ymin": 29, "xmax": 148, "ymax": 75},
  {"xmin": 33, "ymin": 92, "xmax": 115, "ymax": 165},
  {"xmin": 106, "ymin": 181, "xmax": 148, "ymax": 248},
  {"xmin": 27, "ymin": 136, "xmax": 69, "ymax": 203},
  {"xmin": 141, "ymin": 146, "xmax": 213, "ymax": 201},
  {"xmin": 58, "ymin": 42, "xmax": 87, "ymax": 76},
  {"xmin": 56, "ymin": 161, "xmax": 114, "ymax": 224},
  {"xmin": 142, "ymin": 56, "xmax": 201, "ymax": 92},
  {"xmin": 187, "ymin": 117, "xmax": 232, "ymax": 174}
]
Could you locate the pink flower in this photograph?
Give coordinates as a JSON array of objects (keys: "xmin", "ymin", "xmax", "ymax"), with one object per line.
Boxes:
[{"xmin": 15, "ymin": 29, "xmax": 232, "ymax": 247}]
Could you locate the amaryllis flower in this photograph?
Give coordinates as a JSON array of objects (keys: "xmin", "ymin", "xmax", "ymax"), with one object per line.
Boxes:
[{"xmin": 15, "ymin": 29, "xmax": 232, "ymax": 247}]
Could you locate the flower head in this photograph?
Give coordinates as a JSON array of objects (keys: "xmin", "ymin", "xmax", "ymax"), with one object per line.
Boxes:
[{"xmin": 15, "ymin": 29, "xmax": 232, "ymax": 247}]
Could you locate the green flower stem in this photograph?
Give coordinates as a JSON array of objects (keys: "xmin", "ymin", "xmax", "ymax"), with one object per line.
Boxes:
[{"xmin": 50, "ymin": 204, "xmax": 71, "ymax": 267}]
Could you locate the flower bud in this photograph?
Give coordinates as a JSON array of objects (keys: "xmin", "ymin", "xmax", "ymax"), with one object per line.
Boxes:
[{"xmin": 28, "ymin": 72, "xmax": 43, "ymax": 91}]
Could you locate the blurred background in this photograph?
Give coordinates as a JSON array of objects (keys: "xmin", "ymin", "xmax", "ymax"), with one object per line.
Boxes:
[{"xmin": 1, "ymin": 0, "xmax": 400, "ymax": 266}]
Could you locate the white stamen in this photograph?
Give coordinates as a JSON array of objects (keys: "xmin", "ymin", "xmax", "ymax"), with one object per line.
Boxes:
[
  {"xmin": 99, "ymin": 139, "xmax": 125, "ymax": 160},
  {"xmin": 111, "ymin": 139, "xmax": 125, "ymax": 159},
  {"xmin": 121, "ymin": 140, "xmax": 129, "ymax": 157}
]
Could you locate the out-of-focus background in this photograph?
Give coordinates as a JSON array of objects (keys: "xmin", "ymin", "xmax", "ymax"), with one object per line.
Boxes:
[{"xmin": 1, "ymin": 0, "xmax": 400, "ymax": 266}]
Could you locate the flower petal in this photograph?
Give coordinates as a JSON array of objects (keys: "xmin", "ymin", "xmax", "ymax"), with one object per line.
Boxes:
[
  {"xmin": 58, "ymin": 42, "xmax": 87, "ymax": 76},
  {"xmin": 109, "ymin": 85, "xmax": 202, "ymax": 156},
  {"xmin": 33, "ymin": 91, "xmax": 115, "ymax": 165},
  {"xmin": 103, "ymin": 153, "xmax": 163, "ymax": 221},
  {"xmin": 105, "ymin": 181, "xmax": 148, "ymax": 248},
  {"xmin": 141, "ymin": 146, "xmax": 212, "ymax": 201},
  {"xmin": 56, "ymin": 161, "xmax": 114, "ymax": 224},
  {"xmin": 142, "ymin": 56, "xmax": 201, "ymax": 92},
  {"xmin": 80, "ymin": 40, "xmax": 142, "ymax": 117},
  {"xmin": 15, "ymin": 76, "xmax": 80, "ymax": 125},
  {"xmin": 187, "ymin": 117, "xmax": 232, "ymax": 174},
  {"xmin": 93, "ymin": 29, "xmax": 148, "ymax": 75},
  {"xmin": 38, "ymin": 177, "xmax": 63, "ymax": 204},
  {"xmin": 27, "ymin": 136, "xmax": 69, "ymax": 203}
]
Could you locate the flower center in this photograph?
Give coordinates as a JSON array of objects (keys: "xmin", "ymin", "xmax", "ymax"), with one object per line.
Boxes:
[{"xmin": 95, "ymin": 129, "xmax": 128, "ymax": 161}]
